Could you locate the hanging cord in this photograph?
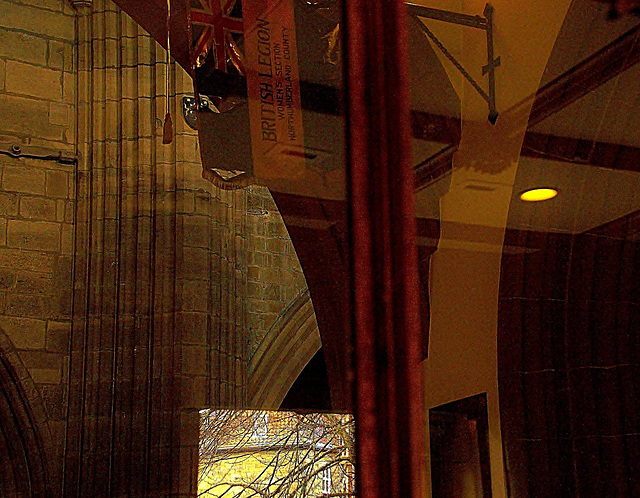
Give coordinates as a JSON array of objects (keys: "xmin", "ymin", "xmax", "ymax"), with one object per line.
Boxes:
[{"xmin": 162, "ymin": 0, "xmax": 173, "ymax": 144}]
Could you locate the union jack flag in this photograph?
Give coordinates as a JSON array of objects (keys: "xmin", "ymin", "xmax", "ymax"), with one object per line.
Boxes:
[{"xmin": 189, "ymin": 0, "xmax": 245, "ymax": 73}]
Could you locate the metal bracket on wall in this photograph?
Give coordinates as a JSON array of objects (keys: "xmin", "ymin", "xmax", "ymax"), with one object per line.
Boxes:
[
  {"xmin": 406, "ymin": 3, "xmax": 500, "ymax": 124},
  {"xmin": 0, "ymin": 142, "xmax": 78, "ymax": 164}
]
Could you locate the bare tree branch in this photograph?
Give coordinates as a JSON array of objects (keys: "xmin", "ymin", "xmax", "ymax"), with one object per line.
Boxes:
[{"xmin": 198, "ymin": 410, "xmax": 356, "ymax": 497}]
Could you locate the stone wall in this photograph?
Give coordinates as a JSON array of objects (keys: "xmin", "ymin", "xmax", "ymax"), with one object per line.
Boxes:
[
  {"xmin": 0, "ymin": 0, "xmax": 319, "ymax": 494},
  {"xmin": 0, "ymin": 0, "xmax": 76, "ymax": 487},
  {"xmin": 64, "ymin": 0, "xmax": 314, "ymax": 493},
  {"xmin": 245, "ymin": 185, "xmax": 308, "ymax": 362},
  {"xmin": 63, "ymin": 1, "xmax": 224, "ymax": 493},
  {"xmin": 0, "ymin": 0, "xmax": 75, "ymax": 147}
]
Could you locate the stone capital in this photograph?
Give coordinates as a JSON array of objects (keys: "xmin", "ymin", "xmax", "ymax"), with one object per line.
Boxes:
[{"xmin": 69, "ymin": 0, "xmax": 93, "ymax": 10}]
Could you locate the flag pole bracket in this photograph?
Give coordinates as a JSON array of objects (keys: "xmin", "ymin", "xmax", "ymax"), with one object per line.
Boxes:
[{"xmin": 406, "ymin": 3, "xmax": 500, "ymax": 124}]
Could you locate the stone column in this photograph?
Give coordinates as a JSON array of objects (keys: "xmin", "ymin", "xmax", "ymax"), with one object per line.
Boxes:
[
  {"xmin": 64, "ymin": 0, "xmax": 254, "ymax": 494},
  {"xmin": 64, "ymin": 1, "xmax": 185, "ymax": 494}
]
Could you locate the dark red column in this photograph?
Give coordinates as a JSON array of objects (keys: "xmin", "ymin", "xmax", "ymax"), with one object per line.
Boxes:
[{"xmin": 345, "ymin": 1, "xmax": 425, "ymax": 497}]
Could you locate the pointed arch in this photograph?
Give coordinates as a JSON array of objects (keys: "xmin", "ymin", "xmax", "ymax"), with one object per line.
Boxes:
[
  {"xmin": 248, "ymin": 290, "xmax": 322, "ymax": 409},
  {"xmin": 0, "ymin": 328, "xmax": 52, "ymax": 497}
]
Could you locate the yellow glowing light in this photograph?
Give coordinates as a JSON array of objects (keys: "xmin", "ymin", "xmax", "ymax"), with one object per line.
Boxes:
[{"xmin": 519, "ymin": 188, "xmax": 558, "ymax": 202}]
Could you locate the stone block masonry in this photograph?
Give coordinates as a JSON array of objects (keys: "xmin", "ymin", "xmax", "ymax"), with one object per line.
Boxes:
[
  {"xmin": 0, "ymin": 0, "xmax": 75, "ymax": 491},
  {"xmin": 0, "ymin": 155, "xmax": 74, "ymax": 403},
  {"xmin": 245, "ymin": 185, "xmax": 309, "ymax": 362},
  {"xmin": 0, "ymin": 152, "xmax": 74, "ymax": 496},
  {"xmin": 0, "ymin": 0, "xmax": 75, "ymax": 150},
  {"xmin": 0, "ymin": 0, "xmax": 317, "ymax": 496}
]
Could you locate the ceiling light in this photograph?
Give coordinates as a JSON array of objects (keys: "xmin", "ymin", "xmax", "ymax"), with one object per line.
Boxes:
[{"xmin": 520, "ymin": 188, "xmax": 558, "ymax": 202}]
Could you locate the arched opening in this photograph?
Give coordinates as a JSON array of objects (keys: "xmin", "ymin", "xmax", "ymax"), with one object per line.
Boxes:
[
  {"xmin": 248, "ymin": 290, "xmax": 324, "ymax": 410},
  {"xmin": 0, "ymin": 330, "xmax": 51, "ymax": 497}
]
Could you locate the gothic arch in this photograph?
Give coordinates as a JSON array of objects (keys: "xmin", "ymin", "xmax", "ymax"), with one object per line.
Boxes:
[
  {"xmin": 0, "ymin": 328, "xmax": 52, "ymax": 497},
  {"xmin": 248, "ymin": 290, "xmax": 322, "ymax": 409}
]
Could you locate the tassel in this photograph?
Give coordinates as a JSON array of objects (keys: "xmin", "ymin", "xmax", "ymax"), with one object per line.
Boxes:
[
  {"xmin": 163, "ymin": 0, "xmax": 173, "ymax": 144},
  {"xmin": 162, "ymin": 112, "xmax": 173, "ymax": 144}
]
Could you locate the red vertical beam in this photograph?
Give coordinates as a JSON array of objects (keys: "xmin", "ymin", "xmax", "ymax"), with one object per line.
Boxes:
[{"xmin": 345, "ymin": 0, "xmax": 424, "ymax": 497}]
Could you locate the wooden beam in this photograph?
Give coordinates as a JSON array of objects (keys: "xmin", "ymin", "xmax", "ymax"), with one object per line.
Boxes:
[
  {"xmin": 411, "ymin": 121, "xmax": 640, "ymax": 177},
  {"xmin": 527, "ymin": 23, "xmax": 640, "ymax": 126},
  {"xmin": 522, "ymin": 132, "xmax": 640, "ymax": 172}
]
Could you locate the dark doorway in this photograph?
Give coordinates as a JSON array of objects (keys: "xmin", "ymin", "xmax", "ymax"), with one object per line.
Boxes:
[
  {"xmin": 280, "ymin": 348, "xmax": 332, "ymax": 411},
  {"xmin": 429, "ymin": 393, "xmax": 492, "ymax": 498}
]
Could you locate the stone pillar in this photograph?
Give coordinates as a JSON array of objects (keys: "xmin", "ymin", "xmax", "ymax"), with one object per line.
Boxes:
[
  {"xmin": 64, "ymin": 0, "xmax": 255, "ymax": 493},
  {"xmin": 65, "ymin": 1, "xmax": 187, "ymax": 494}
]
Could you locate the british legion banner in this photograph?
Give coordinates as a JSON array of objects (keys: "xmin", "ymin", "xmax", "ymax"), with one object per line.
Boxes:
[{"xmin": 243, "ymin": 0, "xmax": 305, "ymax": 179}]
